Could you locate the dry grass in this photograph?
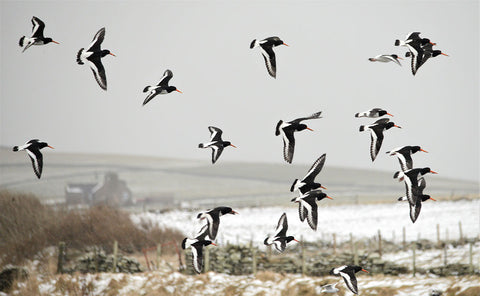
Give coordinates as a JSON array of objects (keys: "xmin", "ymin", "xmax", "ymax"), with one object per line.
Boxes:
[
  {"xmin": 255, "ymin": 270, "xmax": 280, "ymax": 282},
  {"xmin": 0, "ymin": 190, "xmax": 183, "ymax": 267},
  {"xmin": 458, "ymin": 286, "xmax": 480, "ymax": 296}
]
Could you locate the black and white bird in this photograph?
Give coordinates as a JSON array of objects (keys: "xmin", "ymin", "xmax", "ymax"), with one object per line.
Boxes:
[
  {"xmin": 330, "ymin": 265, "xmax": 369, "ymax": 295},
  {"xmin": 405, "ymin": 43, "xmax": 449, "ymax": 75},
  {"xmin": 395, "ymin": 32, "xmax": 436, "ymax": 75},
  {"xmin": 19, "ymin": 16, "xmax": 59, "ymax": 53},
  {"xmin": 291, "ymin": 189, "xmax": 332, "ymax": 231},
  {"xmin": 397, "ymin": 177, "xmax": 436, "ymax": 223},
  {"xmin": 359, "ymin": 118, "xmax": 401, "ymax": 161},
  {"xmin": 12, "ymin": 139, "xmax": 54, "ymax": 179},
  {"xmin": 142, "ymin": 69, "xmax": 182, "ymax": 106},
  {"xmin": 76, "ymin": 27, "xmax": 115, "ymax": 90},
  {"xmin": 290, "ymin": 153, "xmax": 327, "ymax": 194},
  {"xmin": 198, "ymin": 126, "xmax": 236, "ymax": 164},
  {"xmin": 264, "ymin": 213, "xmax": 298, "ymax": 252},
  {"xmin": 181, "ymin": 224, "xmax": 216, "ymax": 274},
  {"xmin": 275, "ymin": 111, "xmax": 322, "ymax": 164},
  {"xmin": 368, "ymin": 54, "xmax": 403, "ymax": 66},
  {"xmin": 250, "ymin": 36, "xmax": 288, "ymax": 78},
  {"xmin": 394, "ymin": 167, "xmax": 437, "ymax": 223},
  {"xmin": 196, "ymin": 206, "xmax": 238, "ymax": 240},
  {"xmin": 318, "ymin": 282, "xmax": 340, "ymax": 293},
  {"xmin": 386, "ymin": 145, "xmax": 428, "ymax": 171},
  {"xmin": 355, "ymin": 108, "xmax": 393, "ymax": 118}
]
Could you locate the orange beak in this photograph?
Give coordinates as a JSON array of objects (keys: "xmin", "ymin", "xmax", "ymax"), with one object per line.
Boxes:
[
  {"xmin": 321, "ymin": 185, "xmax": 327, "ymax": 190},
  {"xmin": 326, "ymin": 195, "xmax": 333, "ymax": 200},
  {"xmin": 429, "ymin": 197, "xmax": 437, "ymax": 201},
  {"xmin": 210, "ymin": 242, "xmax": 217, "ymax": 246},
  {"xmin": 306, "ymin": 127, "xmax": 314, "ymax": 131},
  {"xmin": 387, "ymin": 113, "xmax": 394, "ymax": 117},
  {"xmin": 430, "ymin": 42, "xmax": 436, "ymax": 45},
  {"xmin": 420, "ymin": 149, "xmax": 428, "ymax": 153},
  {"xmin": 441, "ymin": 53, "xmax": 449, "ymax": 56},
  {"xmin": 176, "ymin": 89, "xmax": 183, "ymax": 93},
  {"xmin": 294, "ymin": 239, "xmax": 299, "ymax": 243},
  {"xmin": 362, "ymin": 269, "xmax": 369, "ymax": 273},
  {"xmin": 232, "ymin": 210, "xmax": 239, "ymax": 215},
  {"xmin": 52, "ymin": 40, "xmax": 60, "ymax": 44},
  {"xmin": 230, "ymin": 144, "xmax": 237, "ymax": 148},
  {"xmin": 394, "ymin": 125, "xmax": 401, "ymax": 128},
  {"xmin": 397, "ymin": 57, "xmax": 403, "ymax": 60},
  {"xmin": 430, "ymin": 170, "xmax": 438, "ymax": 174},
  {"xmin": 109, "ymin": 52, "xmax": 116, "ymax": 57},
  {"xmin": 283, "ymin": 43, "xmax": 289, "ymax": 46},
  {"xmin": 48, "ymin": 145, "xmax": 55, "ymax": 149}
]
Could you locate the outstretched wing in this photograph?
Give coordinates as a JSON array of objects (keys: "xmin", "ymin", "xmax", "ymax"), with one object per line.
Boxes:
[
  {"xmin": 208, "ymin": 126, "xmax": 223, "ymax": 142},
  {"xmin": 409, "ymin": 198, "xmax": 422, "ymax": 223},
  {"xmin": 190, "ymin": 245, "xmax": 203, "ymax": 274},
  {"xmin": 274, "ymin": 213, "xmax": 288, "ymax": 237},
  {"xmin": 157, "ymin": 69, "xmax": 173, "ymax": 86},
  {"xmin": 260, "ymin": 45, "xmax": 276, "ymax": 78},
  {"xmin": 26, "ymin": 149, "xmax": 43, "ymax": 179},
  {"xmin": 290, "ymin": 111, "xmax": 323, "ymax": 124},
  {"xmin": 142, "ymin": 90, "xmax": 158, "ymax": 106},
  {"xmin": 339, "ymin": 271, "xmax": 358, "ymax": 294},
  {"xmin": 31, "ymin": 16, "xmax": 45, "ymax": 38},
  {"xmin": 87, "ymin": 27, "xmax": 105, "ymax": 52},
  {"xmin": 195, "ymin": 224, "xmax": 210, "ymax": 241},
  {"xmin": 210, "ymin": 145, "xmax": 224, "ymax": 164},
  {"xmin": 282, "ymin": 129, "xmax": 295, "ymax": 163},
  {"xmin": 302, "ymin": 153, "xmax": 326, "ymax": 183},
  {"xmin": 369, "ymin": 127, "xmax": 384, "ymax": 161},
  {"xmin": 87, "ymin": 58, "xmax": 107, "ymax": 90}
]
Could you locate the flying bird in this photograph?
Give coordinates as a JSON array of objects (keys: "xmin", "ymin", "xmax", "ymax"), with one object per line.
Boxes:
[
  {"xmin": 318, "ymin": 282, "xmax": 340, "ymax": 293},
  {"xmin": 291, "ymin": 189, "xmax": 332, "ymax": 231},
  {"xmin": 359, "ymin": 118, "xmax": 401, "ymax": 161},
  {"xmin": 12, "ymin": 139, "xmax": 54, "ymax": 179},
  {"xmin": 386, "ymin": 145, "xmax": 428, "ymax": 171},
  {"xmin": 19, "ymin": 16, "xmax": 59, "ymax": 52},
  {"xmin": 196, "ymin": 206, "xmax": 238, "ymax": 240},
  {"xmin": 181, "ymin": 224, "xmax": 216, "ymax": 274},
  {"xmin": 355, "ymin": 108, "xmax": 393, "ymax": 118},
  {"xmin": 330, "ymin": 265, "xmax": 369, "ymax": 295},
  {"xmin": 142, "ymin": 69, "xmax": 182, "ymax": 106},
  {"xmin": 198, "ymin": 126, "xmax": 236, "ymax": 164},
  {"xmin": 264, "ymin": 213, "xmax": 298, "ymax": 252},
  {"xmin": 77, "ymin": 27, "xmax": 115, "ymax": 90},
  {"xmin": 394, "ymin": 32, "xmax": 436, "ymax": 75},
  {"xmin": 368, "ymin": 54, "xmax": 403, "ymax": 66},
  {"xmin": 405, "ymin": 43, "xmax": 449, "ymax": 75},
  {"xmin": 290, "ymin": 153, "xmax": 327, "ymax": 194},
  {"xmin": 250, "ymin": 36, "xmax": 288, "ymax": 78},
  {"xmin": 275, "ymin": 111, "xmax": 322, "ymax": 163},
  {"xmin": 397, "ymin": 177, "xmax": 436, "ymax": 223}
]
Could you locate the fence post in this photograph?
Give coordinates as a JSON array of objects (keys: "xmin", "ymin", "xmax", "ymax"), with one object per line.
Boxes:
[
  {"xmin": 156, "ymin": 244, "xmax": 162, "ymax": 270},
  {"xmin": 354, "ymin": 242, "xmax": 359, "ymax": 266},
  {"xmin": 252, "ymin": 247, "xmax": 257, "ymax": 276},
  {"xmin": 443, "ymin": 244, "xmax": 447, "ymax": 267},
  {"xmin": 204, "ymin": 246, "xmax": 210, "ymax": 272},
  {"xmin": 436, "ymin": 224, "xmax": 440, "ymax": 246},
  {"xmin": 402, "ymin": 227, "xmax": 406, "ymax": 251},
  {"xmin": 378, "ymin": 229, "xmax": 382, "ymax": 258},
  {"xmin": 469, "ymin": 241, "xmax": 473, "ymax": 275},
  {"xmin": 57, "ymin": 242, "xmax": 65, "ymax": 274},
  {"xmin": 112, "ymin": 240, "xmax": 118, "ymax": 272},
  {"xmin": 412, "ymin": 243, "xmax": 416, "ymax": 277}
]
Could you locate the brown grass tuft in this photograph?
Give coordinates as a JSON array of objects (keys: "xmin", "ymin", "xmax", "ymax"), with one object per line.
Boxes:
[{"xmin": 458, "ymin": 286, "xmax": 480, "ymax": 296}]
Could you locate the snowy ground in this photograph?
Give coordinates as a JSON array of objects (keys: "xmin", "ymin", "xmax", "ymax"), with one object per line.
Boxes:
[{"xmin": 131, "ymin": 199, "xmax": 480, "ymax": 247}]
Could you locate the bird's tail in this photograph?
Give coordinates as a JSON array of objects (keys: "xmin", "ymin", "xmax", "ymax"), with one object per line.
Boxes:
[
  {"xmin": 250, "ymin": 39, "xmax": 259, "ymax": 49},
  {"xmin": 359, "ymin": 125, "xmax": 365, "ymax": 132},
  {"xmin": 198, "ymin": 143, "xmax": 205, "ymax": 148},
  {"xmin": 12, "ymin": 146, "xmax": 19, "ymax": 152},
  {"xmin": 76, "ymin": 48, "xmax": 85, "ymax": 65},
  {"xmin": 290, "ymin": 179, "xmax": 298, "ymax": 192},
  {"xmin": 19, "ymin": 36, "xmax": 25, "ymax": 47},
  {"xmin": 394, "ymin": 40, "xmax": 400, "ymax": 46},
  {"xmin": 354, "ymin": 113, "xmax": 360, "ymax": 117},
  {"xmin": 275, "ymin": 120, "xmax": 283, "ymax": 136},
  {"xmin": 143, "ymin": 86, "xmax": 151, "ymax": 93},
  {"xmin": 393, "ymin": 171, "xmax": 405, "ymax": 182}
]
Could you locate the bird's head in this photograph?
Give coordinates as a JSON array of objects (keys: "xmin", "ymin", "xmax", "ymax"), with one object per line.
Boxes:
[
  {"xmin": 386, "ymin": 122, "xmax": 401, "ymax": 129},
  {"xmin": 297, "ymin": 124, "xmax": 313, "ymax": 132},
  {"xmin": 421, "ymin": 195, "xmax": 436, "ymax": 202},
  {"xmin": 223, "ymin": 141, "xmax": 237, "ymax": 148},
  {"xmin": 44, "ymin": 38, "xmax": 59, "ymax": 45},
  {"xmin": 422, "ymin": 167, "xmax": 438, "ymax": 175},
  {"xmin": 286, "ymin": 236, "xmax": 299, "ymax": 243},
  {"xmin": 379, "ymin": 110, "xmax": 394, "ymax": 117},
  {"xmin": 412, "ymin": 146, "xmax": 428, "ymax": 153},
  {"xmin": 167, "ymin": 86, "xmax": 182, "ymax": 94},
  {"xmin": 101, "ymin": 50, "xmax": 116, "ymax": 57}
]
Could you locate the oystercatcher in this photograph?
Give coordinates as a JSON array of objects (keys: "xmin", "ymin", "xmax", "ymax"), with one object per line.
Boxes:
[
  {"xmin": 290, "ymin": 153, "xmax": 327, "ymax": 194},
  {"xmin": 397, "ymin": 177, "xmax": 436, "ymax": 223},
  {"xmin": 386, "ymin": 145, "xmax": 428, "ymax": 171},
  {"xmin": 275, "ymin": 111, "xmax": 322, "ymax": 163},
  {"xmin": 405, "ymin": 43, "xmax": 449, "ymax": 75},
  {"xmin": 76, "ymin": 27, "xmax": 115, "ymax": 90},
  {"xmin": 264, "ymin": 213, "xmax": 299, "ymax": 252},
  {"xmin": 197, "ymin": 206, "xmax": 238, "ymax": 240},
  {"xmin": 355, "ymin": 108, "xmax": 393, "ymax": 118},
  {"xmin": 250, "ymin": 36, "xmax": 288, "ymax": 78},
  {"xmin": 330, "ymin": 265, "xmax": 369, "ymax": 295},
  {"xmin": 198, "ymin": 126, "xmax": 236, "ymax": 164},
  {"xmin": 368, "ymin": 54, "xmax": 402, "ymax": 66},
  {"xmin": 12, "ymin": 139, "xmax": 54, "ymax": 179},
  {"xmin": 359, "ymin": 118, "xmax": 401, "ymax": 161},
  {"xmin": 181, "ymin": 225, "xmax": 216, "ymax": 274},
  {"xmin": 19, "ymin": 16, "xmax": 59, "ymax": 52},
  {"xmin": 291, "ymin": 189, "xmax": 332, "ymax": 231},
  {"xmin": 142, "ymin": 69, "xmax": 182, "ymax": 106}
]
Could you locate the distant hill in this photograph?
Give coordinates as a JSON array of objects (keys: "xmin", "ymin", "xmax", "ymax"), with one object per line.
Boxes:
[{"xmin": 0, "ymin": 148, "xmax": 478, "ymax": 207}]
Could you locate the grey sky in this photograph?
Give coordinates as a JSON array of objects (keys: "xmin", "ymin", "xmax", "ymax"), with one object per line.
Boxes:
[{"xmin": 1, "ymin": 0, "xmax": 478, "ymax": 182}]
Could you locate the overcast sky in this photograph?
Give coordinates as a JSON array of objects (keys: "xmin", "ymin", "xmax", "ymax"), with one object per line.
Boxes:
[{"xmin": 0, "ymin": 0, "xmax": 478, "ymax": 182}]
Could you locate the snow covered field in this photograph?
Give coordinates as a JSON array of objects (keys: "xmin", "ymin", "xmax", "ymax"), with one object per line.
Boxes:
[{"xmin": 131, "ymin": 199, "xmax": 480, "ymax": 246}]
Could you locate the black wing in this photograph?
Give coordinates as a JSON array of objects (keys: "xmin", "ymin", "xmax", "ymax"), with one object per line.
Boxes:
[
  {"xmin": 190, "ymin": 244, "xmax": 204, "ymax": 274},
  {"xmin": 211, "ymin": 145, "xmax": 224, "ymax": 164},
  {"xmin": 409, "ymin": 197, "xmax": 422, "ymax": 223},
  {"xmin": 157, "ymin": 69, "xmax": 173, "ymax": 86},
  {"xmin": 302, "ymin": 154, "xmax": 326, "ymax": 183},
  {"xmin": 87, "ymin": 27, "xmax": 106, "ymax": 52},
  {"xmin": 208, "ymin": 126, "xmax": 223, "ymax": 142},
  {"xmin": 260, "ymin": 44, "xmax": 276, "ymax": 78},
  {"xmin": 88, "ymin": 58, "xmax": 107, "ymax": 90},
  {"xmin": 369, "ymin": 127, "xmax": 384, "ymax": 161},
  {"xmin": 274, "ymin": 213, "xmax": 288, "ymax": 238},
  {"xmin": 282, "ymin": 128, "xmax": 295, "ymax": 163},
  {"xmin": 340, "ymin": 271, "xmax": 358, "ymax": 294},
  {"xmin": 26, "ymin": 149, "xmax": 43, "ymax": 179},
  {"xmin": 31, "ymin": 16, "xmax": 46, "ymax": 38},
  {"xmin": 290, "ymin": 111, "xmax": 323, "ymax": 124}
]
